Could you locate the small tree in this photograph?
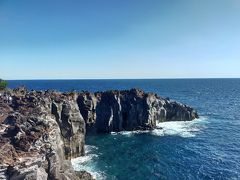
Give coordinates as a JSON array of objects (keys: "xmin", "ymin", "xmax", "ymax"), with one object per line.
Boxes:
[{"xmin": 0, "ymin": 79, "xmax": 8, "ymax": 90}]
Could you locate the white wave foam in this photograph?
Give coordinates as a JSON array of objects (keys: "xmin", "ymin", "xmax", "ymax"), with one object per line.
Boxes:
[
  {"xmin": 85, "ymin": 145, "xmax": 98, "ymax": 154},
  {"xmin": 110, "ymin": 117, "xmax": 208, "ymax": 138},
  {"xmin": 112, "ymin": 131, "xmax": 139, "ymax": 137},
  {"xmin": 71, "ymin": 145, "xmax": 106, "ymax": 180},
  {"xmin": 152, "ymin": 117, "xmax": 208, "ymax": 137},
  {"xmin": 72, "ymin": 154, "xmax": 98, "ymax": 165}
]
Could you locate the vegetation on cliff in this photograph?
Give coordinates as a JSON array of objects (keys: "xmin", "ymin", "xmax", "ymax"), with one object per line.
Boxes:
[{"xmin": 0, "ymin": 79, "xmax": 7, "ymax": 90}]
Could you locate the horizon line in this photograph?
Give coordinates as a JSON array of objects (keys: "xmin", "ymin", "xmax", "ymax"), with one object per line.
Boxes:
[{"xmin": 5, "ymin": 77, "xmax": 240, "ymax": 81}]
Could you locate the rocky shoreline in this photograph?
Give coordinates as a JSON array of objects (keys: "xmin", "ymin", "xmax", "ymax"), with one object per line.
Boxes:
[{"xmin": 0, "ymin": 88, "xmax": 198, "ymax": 180}]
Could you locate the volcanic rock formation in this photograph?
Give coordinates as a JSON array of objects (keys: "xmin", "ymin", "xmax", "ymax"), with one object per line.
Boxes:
[
  {"xmin": 78, "ymin": 89, "xmax": 198, "ymax": 133},
  {"xmin": 0, "ymin": 88, "xmax": 198, "ymax": 180}
]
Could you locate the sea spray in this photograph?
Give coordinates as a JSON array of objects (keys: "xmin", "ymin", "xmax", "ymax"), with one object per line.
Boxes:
[
  {"xmin": 71, "ymin": 145, "xmax": 106, "ymax": 180},
  {"xmin": 152, "ymin": 116, "xmax": 208, "ymax": 138},
  {"xmin": 110, "ymin": 116, "xmax": 208, "ymax": 138}
]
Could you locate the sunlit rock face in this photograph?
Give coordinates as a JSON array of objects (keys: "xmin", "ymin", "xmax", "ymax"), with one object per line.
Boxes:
[
  {"xmin": 52, "ymin": 99, "xmax": 85, "ymax": 159},
  {"xmin": 0, "ymin": 89, "xmax": 89, "ymax": 180}
]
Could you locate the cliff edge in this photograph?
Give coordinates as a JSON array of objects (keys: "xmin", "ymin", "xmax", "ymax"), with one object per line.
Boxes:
[{"xmin": 0, "ymin": 88, "xmax": 198, "ymax": 180}]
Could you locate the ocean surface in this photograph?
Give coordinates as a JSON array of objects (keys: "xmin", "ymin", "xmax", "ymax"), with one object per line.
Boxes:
[{"xmin": 8, "ymin": 79, "xmax": 240, "ymax": 180}]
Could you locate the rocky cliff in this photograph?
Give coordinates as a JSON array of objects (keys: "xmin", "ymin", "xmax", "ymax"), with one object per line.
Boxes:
[
  {"xmin": 0, "ymin": 88, "xmax": 92, "ymax": 180},
  {"xmin": 0, "ymin": 88, "xmax": 198, "ymax": 180},
  {"xmin": 78, "ymin": 89, "xmax": 198, "ymax": 133}
]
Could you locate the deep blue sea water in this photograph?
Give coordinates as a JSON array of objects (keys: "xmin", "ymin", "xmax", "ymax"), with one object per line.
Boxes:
[{"xmin": 8, "ymin": 79, "xmax": 240, "ymax": 180}]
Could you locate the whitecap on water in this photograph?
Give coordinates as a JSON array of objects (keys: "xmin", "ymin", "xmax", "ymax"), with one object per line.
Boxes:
[
  {"xmin": 85, "ymin": 145, "xmax": 98, "ymax": 154},
  {"xmin": 111, "ymin": 129, "xmax": 150, "ymax": 137},
  {"xmin": 110, "ymin": 116, "xmax": 208, "ymax": 138},
  {"xmin": 152, "ymin": 116, "xmax": 208, "ymax": 138},
  {"xmin": 71, "ymin": 145, "xmax": 106, "ymax": 180}
]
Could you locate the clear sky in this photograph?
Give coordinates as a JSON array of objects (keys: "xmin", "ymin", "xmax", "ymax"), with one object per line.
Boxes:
[{"xmin": 0, "ymin": 0, "xmax": 240, "ymax": 80}]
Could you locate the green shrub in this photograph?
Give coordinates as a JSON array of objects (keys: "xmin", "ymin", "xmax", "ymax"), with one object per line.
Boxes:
[{"xmin": 0, "ymin": 79, "xmax": 7, "ymax": 90}]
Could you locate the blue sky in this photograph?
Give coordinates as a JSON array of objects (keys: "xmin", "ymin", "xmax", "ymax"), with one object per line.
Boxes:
[{"xmin": 0, "ymin": 0, "xmax": 240, "ymax": 79}]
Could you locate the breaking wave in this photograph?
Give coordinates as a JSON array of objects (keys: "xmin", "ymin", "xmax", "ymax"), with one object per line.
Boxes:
[
  {"xmin": 152, "ymin": 116, "xmax": 208, "ymax": 137},
  {"xmin": 111, "ymin": 116, "xmax": 208, "ymax": 138},
  {"xmin": 71, "ymin": 145, "xmax": 106, "ymax": 180}
]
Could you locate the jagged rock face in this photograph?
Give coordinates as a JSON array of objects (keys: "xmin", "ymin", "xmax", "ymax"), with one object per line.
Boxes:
[
  {"xmin": 0, "ymin": 89, "xmax": 89, "ymax": 180},
  {"xmin": 52, "ymin": 98, "xmax": 85, "ymax": 159},
  {"xmin": 0, "ymin": 88, "xmax": 198, "ymax": 180},
  {"xmin": 164, "ymin": 101, "xmax": 198, "ymax": 121},
  {"xmin": 120, "ymin": 89, "xmax": 158, "ymax": 131},
  {"xmin": 77, "ymin": 93, "xmax": 97, "ymax": 134},
  {"xmin": 77, "ymin": 89, "xmax": 198, "ymax": 133},
  {"xmin": 95, "ymin": 91, "xmax": 123, "ymax": 133}
]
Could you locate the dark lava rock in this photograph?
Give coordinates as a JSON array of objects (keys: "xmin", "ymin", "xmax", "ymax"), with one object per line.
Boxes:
[{"xmin": 78, "ymin": 88, "xmax": 199, "ymax": 133}]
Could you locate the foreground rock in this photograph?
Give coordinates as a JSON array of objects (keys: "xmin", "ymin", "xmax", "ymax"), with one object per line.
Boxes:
[
  {"xmin": 0, "ymin": 88, "xmax": 198, "ymax": 180},
  {"xmin": 0, "ymin": 88, "xmax": 90, "ymax": 180}
]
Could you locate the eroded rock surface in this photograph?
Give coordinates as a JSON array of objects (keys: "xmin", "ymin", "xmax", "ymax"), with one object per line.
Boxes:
[
  {"xmin": 0, "ymin": 88, "xmax": 89, "ymax": 180},
  {"xmin": 0, "ymin": 88, "xmax": 198, "ymax": 180},
  {"xmin": 78, "ymin": 89, "xmax": 198, "ymax": 133}
]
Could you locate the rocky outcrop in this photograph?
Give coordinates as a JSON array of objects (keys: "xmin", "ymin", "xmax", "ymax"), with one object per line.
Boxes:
[
  {"xmin": 0, "ymin": 88, "xmax": 91, "ymax": 180},
  {"xmin": 0, "ymin": 88, "xmax": 198, "ymax": 180},
  {"xmin": 51, "ymin": 95, "xmax": 85, "ymax": 159},
  {"xmin": 78, "ymin": 89, "xmax": 198, "ymax": 133}
]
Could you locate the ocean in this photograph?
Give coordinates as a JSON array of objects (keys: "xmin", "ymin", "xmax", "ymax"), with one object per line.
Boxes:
[{"xmin": 8, "ymin": 79, "xmax": 240, "ymax": 180}]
